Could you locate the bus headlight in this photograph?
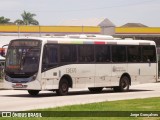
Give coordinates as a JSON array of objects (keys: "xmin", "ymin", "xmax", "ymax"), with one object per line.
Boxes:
[
  {"xmin": 32, "ymin": 74, "xmax": 37, "ymax": 81},
  {"xmin": 5, "ymin": 75, "xmax": 10, "ymax": 82}
]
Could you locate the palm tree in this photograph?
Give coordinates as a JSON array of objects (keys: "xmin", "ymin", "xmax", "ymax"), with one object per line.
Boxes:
[
  {"xmin": 14, "ymin": 19, "xmax": 24, "ymax": 25},
  {"xmin": 0, "ymin": 16, "xmax": 11, "ymax": 24},
  {"xmin": 14, "ymin": 11, "xmax": 39, "ymax": 25}
]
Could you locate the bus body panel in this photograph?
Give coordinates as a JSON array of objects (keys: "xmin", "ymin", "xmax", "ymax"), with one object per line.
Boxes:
[
  {"xmin": 41, "ymin": 64, "xmax": 95, "ymax": 89},
  {"xmin": 128, "ymin": 63, "xmax": 157, "ymax": 84},
  {"xmin": 74, "ymin": 64, "xmax": 95, "ymax": 88},
  {"xmin": 111, "ymin": 64, "xmax": 128, "ymax": 86},
  {"xmin": 95, "ymin": 64, "xmax": 112, "ymax": 87},
  {"xmin": 41, "ymin": 68, "xmax": 59, "ymax": 90},
  {"xmin": 41, "ymin": 63, "xmax": 157, "ymax": 90}
]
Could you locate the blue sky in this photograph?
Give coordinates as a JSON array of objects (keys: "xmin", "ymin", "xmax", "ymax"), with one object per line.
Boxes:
[{"xmin": 0, "ymin": 0, "xmax": 160, "ymax": 26}]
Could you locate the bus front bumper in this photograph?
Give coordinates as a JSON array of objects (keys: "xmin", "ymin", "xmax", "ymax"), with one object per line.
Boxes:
[{"xmin": 4, "ymin": 80, "xmax": 42, "ymax": 90}]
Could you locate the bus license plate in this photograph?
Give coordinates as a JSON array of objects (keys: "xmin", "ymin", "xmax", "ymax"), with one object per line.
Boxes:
[{"xmin": 12, "ymin": 83, "xmax": 27, "ymax": 88}]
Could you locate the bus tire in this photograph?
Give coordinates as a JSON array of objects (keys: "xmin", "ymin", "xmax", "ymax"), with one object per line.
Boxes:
[
  {"xmin": 114, "ymin": 76, "xmax": 130, "ymax": 92},
  {"xmin": 88, "ymin": 87, "xmax": 103, "ymax": 93},
  {"xmin": 28, "ymin": 90, "xmax": 40, "ymax": 96},
  {"xmin": 56, "ymin": 78, "xmax": 69, "ymax": 96}
]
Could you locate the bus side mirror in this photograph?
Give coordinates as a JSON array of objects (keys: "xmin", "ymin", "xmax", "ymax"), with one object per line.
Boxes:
[
  {"xmin": 1, "ymin": 44, "xmax": 9, "ymax": 57},
  {"xmin": 0, "ymin": 50, "xmax": 5, "ymax": 57}
]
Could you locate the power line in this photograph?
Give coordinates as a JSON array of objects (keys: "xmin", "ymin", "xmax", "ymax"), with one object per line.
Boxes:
[
  {"xmin": 28, "ymin": 0, "xmax": 160, "ymax": 13},
  {"xmin": 0, "ymin": 0, "xmax": 159, "ymax": 13}
]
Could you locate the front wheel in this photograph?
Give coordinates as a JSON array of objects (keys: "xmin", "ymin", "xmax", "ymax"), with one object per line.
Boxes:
[
  {"xmin": 28, "ymin": 90, "xmax": 40, "ymax": 96},
  {"xmin": 56, "ymin": 78, "xmax": 69, "ymax": 96}
]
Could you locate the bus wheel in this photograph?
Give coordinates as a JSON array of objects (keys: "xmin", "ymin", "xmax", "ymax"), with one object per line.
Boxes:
[
  {"xmin": 56, "ymin": 78, "xmax": 69, "ymax": 96},
  {"xmin": 88, "ymin": 87, "xmax": 103, "ymax": 93},
  {"xmin": 28, "ymin": 90, "xmax": 40, "ymax": 96},
  {"xmin": 114, "ymin": 76, "xmax": 130, "ymax": 92}
]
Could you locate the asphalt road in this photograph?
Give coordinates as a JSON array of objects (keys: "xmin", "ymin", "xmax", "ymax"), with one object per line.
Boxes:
[{"xmin": 0, "ymin": 82, "xmax": 160, "ymax": 111}]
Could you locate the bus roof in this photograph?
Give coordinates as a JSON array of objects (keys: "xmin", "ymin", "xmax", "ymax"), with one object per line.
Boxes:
[{"xmin": 11, "ymin": 35, "xmax": 156, "ymax": 46}]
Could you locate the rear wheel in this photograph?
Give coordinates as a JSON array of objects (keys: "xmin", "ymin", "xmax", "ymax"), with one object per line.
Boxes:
[
  {"xmin": 88, "ymin": 87, "xmax": 103, "ymax": 93},
  {"xmin": 114, "ymin": 76, "xmax": 130, "ymax": 92},
  {"xmin": 28, "ymin": 90, "xmax": 40, "ymax": 96},
  {"xmin": 56, "ymin": 78, "xmax": 69, "ymax": 96}
]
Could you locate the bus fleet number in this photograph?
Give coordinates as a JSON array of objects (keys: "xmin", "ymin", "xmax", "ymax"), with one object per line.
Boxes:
[{"xmin": 66, "ymin": 68, "xmax": 77, "ymax": 74}]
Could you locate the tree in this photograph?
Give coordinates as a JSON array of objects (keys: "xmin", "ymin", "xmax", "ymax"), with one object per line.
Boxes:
[
  {"xmin": 0, "ymin": 16, "xmax": 11, "ymax": 24},
  {"xmin": 14, "ymin": 19, "xmax": 24, "ymax": 25},
  {"xmin": 14, "ymin": 11, "xmax": 39, "ymax": 25}
]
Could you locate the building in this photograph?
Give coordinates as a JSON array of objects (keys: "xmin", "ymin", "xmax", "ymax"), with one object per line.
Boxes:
[
  {"xmin": 121, "ymin": 23, "xmax": 148, "ymax": 27},
  {"xmin": 59, "ymin": 18, "xmax": 115, "ymax": 35},
  {"xmin": 115, "ymin": 23, "xmax": 160, "ymax": 45},
  {"xmin": 0, "ymin": 18, "xmax": 160, "ymax": 45}
]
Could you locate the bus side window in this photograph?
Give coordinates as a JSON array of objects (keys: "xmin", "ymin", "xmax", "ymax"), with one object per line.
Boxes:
[
  {"xmin": 142, "ymin": 46, "xmax": 156, "ymax": 63},
  {"xmin": 78, "ymin": 45, "xmax": 94, "ymax": 62},
  {"xmin": 60, "ymin": 45, "xmax": 77, "ymax": 63},
  {"xmin": 42, "ymin": 45, "xmax": 58, "ymax": 70},
  {"xmin": 128, "ymin": 46, "xmax": 141, "ymax": 62},
  {"xmin": 95, "ymin": 45, "xmax": 110, "ymax": 62},
  {"xmin": 112, "ymin": 46, "xmax": 126, "ymax": 63}
]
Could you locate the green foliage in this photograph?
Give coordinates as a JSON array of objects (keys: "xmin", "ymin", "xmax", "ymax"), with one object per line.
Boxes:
[
  {"xmin": 0, "ymin": 11, "xmax": 39, "ymax": 25},
  {"xmin": 0, "ymin": 16, "xmax": 11, "ymax": 24},
  {"xmin": 37, "ymin": 97, "xmax": 160, "ymax": 111},
  {"xmin": 14, "ymin": 11, "xmax": 39, "ymax": 25}
]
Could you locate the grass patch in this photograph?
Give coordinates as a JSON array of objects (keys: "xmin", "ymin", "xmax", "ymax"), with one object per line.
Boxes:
[
  {"xmin": 41, "ymin": 97, "xmax": 160, "ymax": 111},
  {"xmin": 1, "ymin": 97, "xmax": 160, "ymax": 120}
]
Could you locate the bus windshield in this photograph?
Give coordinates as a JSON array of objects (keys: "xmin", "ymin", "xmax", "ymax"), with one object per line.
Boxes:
[{"xmin": 5, "ymin": 40, "xmax": 41, "ymax": 78}]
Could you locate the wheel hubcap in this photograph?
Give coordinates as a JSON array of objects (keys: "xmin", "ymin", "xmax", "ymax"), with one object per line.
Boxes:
[
  {"xmin": 62, "ymin": 83, "xmax": 68, "ymax": 92},
  {"xmin": 122, "ymin": 80, "xmax": 127, "ymax": 89}
]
